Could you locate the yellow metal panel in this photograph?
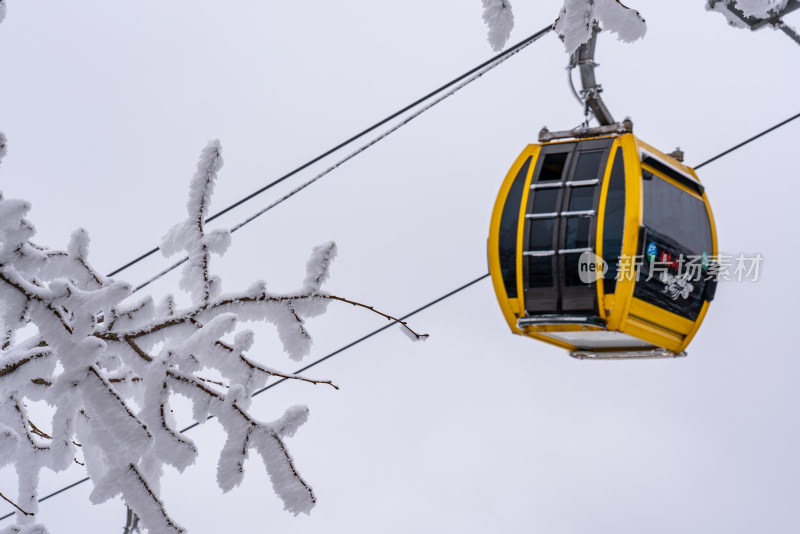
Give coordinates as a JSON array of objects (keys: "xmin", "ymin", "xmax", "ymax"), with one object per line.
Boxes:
[
  {"xmin": 602, "ymin": 294, "xmax": 615, "ymax": 316},
  {"xmin": 636, "ymin": 138, "xmax": 698, "ymax": 179},
  {"xmin": 623, "ymin": 298, "xmax": 691, "ymax": 352},
  {"xmin": 629, "ymin": 137, "xmax": 717, "ymax": 354},
  {"xmin": 623, "ymin": 319, "xmax": 684, "ymax": 352},
  {"xmin": 627, "ymin": 297, "xmax": 695, "ymax": 334},
  {"xmin": 488, "ymin": 145, "xmax": 538, "ymax": 335},
  {"xmin": 607, "ymin": 134, "xmax": 641, "ymax": 332}
]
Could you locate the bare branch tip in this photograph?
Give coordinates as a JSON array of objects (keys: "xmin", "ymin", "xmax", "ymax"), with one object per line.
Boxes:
[{"xmin": 0, "ymin": 491, "xmax": 34, "ymax": 516}]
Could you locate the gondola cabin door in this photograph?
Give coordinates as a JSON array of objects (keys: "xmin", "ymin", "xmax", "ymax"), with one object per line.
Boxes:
[{"xmin": 523, "ymin": 137, "xmax": 612, "ymax": 319}]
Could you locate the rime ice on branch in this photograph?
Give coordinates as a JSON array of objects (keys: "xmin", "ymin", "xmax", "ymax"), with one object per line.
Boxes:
[
  {"xmin": 480, "ymin": 0, "xmax": 647, "ymax": 54},
  {"xmin": 482, "ymin": 0, "xmax": 515, "ymax": 52},
  {"xmin": 0, "ymin": 137, "xmax": 426, "ymax": 534},
  {"xmin": 554, "ymin": 0, "xmax": 646, "ymax": 54}
]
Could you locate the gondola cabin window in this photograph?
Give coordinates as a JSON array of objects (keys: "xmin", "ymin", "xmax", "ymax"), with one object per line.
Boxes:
[{"xmin": 634, "ymin": 168, "xmax": 714, "ymax": 320}]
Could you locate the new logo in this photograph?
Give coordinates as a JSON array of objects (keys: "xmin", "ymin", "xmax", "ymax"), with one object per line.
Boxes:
[{"xmin": 578, "ymin": 251, "xmax": 608, "ymax": 284}]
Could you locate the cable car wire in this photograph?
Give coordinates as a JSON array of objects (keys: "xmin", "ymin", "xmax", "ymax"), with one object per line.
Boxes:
[
  {"xmin": 0, "ymin": 273, "xmax": 490, "ymax": 521},
  {"xmin": 694, "ymin": 111, "xmax": 800, "ymax": 169},
  {"xmin": 131, "ymin": 27, "xmax": 552, "ymax": 293},
  {"xmin": 105, "ymin": 26, "xmax": 553, "ymax": 279},
  {"xmin": 134, "ymin": 106, "xmax": 800, "ymax": 294}
]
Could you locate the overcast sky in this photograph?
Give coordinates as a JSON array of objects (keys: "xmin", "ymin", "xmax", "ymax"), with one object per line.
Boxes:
[{"xmin": 1, "ymin": 1, "xmax": 800, "ymax": 533}]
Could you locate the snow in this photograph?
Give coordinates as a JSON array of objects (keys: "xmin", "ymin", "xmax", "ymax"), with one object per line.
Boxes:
[
  {"xmin": 554, "ymin": 0, "xmax": 646, "ymax": 54},
  {"xmin": 161, "ymin": 139, "xmax": 229, "ymax": 305},
  {"xmin": 706, "ymin": 1, "xmax": 750, "ymax": 27},
  {"xmin": 481, "ymin": 0, "xmax": 514, "ymax": 52},
  {"xmin": 482, "ymin": 0, "xmax": 648, "ymax": 54},
  {"xmin": 706, "ymin": 0, "xmax": 786, "ymax": 27},
  {"xmin": 594, "ymin": 0, "xmax": 647, "ymax": 44},
  {"xmin": 736, "ymin": 0, "xmax": 786, "ymax": 17},
  {"xmin": 0, "ymin": 424, "xmax": 20, "ymax": 466},
  {"xmin": 302, "ymin": 241, "xmax": 337, "ymax": 293},
  {"xmin": 0, "ymin": 128, "xmax": 425, "ymax": 533}
]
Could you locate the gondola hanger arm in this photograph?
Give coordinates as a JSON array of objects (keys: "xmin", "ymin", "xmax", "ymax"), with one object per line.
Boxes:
[{"xmin": 570, "ymin": 23, "xmax": 614, "ymax": 127}]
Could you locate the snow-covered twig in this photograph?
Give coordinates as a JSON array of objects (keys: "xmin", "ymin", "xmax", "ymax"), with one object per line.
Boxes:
[
  {"xmin": 327, "ymin": 295, "xmax": 429, "ymax": 341},
  {"xmin": 0, "ymin": 491, "xmax": 32, "ymax": 517}
]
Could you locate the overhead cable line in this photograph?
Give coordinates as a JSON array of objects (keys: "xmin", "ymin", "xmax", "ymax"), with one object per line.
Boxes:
[
  {"xmin": 132, "ymin": 26, "xmax": 553, "ymax": 293},
  {"xmin": 694, "ymin": 111, "xmax": 800, "ymax": 169},
  {"xmin": 106, "ymin": 26, "xmax": 554, "ymax": 279},
  {"xmin": 0, "ymin": 273, "xmax": 491, "ymax": 521},
  {"xmin": 181, "ymin": 272, "xmax": 491, "ymax": 433},
  {"xmin": 134, "ymin": 106, "xmax": 800, "ymax": 293}
]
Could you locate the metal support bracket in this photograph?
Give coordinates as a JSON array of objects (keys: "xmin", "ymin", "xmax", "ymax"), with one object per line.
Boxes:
[
  {"xmin": 569, "ymin": 24, "xmax": 615, "ymax": 126},
  {"xmin": 710, "ymin": 0, "xmax": 800, "ymax": 45},
  {"xmin": 539, "ymin": 118, "xmax": 633, "ymax": 142}
]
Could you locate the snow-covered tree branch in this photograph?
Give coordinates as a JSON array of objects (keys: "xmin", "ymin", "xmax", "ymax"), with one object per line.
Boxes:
[
  {"xmin": 479, "ymin": 0, "xmax": 791, "ymax": 55},
  {"xmin": 480, "ymin": 0, "xmax": 646, "ymax": 53},
  {"xmin": 0, "ymin": 137, "xmax": 426, "ymax": 534}
]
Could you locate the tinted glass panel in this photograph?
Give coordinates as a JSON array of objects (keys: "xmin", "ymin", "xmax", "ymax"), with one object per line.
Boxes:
[
  {"xmin": 568, "ymin": 186, "xmax": 595, "ymax": 212},
  {"xmin": 538, "ymin": 152, "xmax": 568, "ymax": 182},
  {"xmin": 602, "ymin": 148, "xmax": 626, "ymax": 294},
  {"xmin": 642, "ymin": 171, "xmax": 712, "ymax": 255},
  {"xmin": 564, "ymin": 253, "xmax": 591, "ymax": 287},
  {"xmin": 573, "ymin": 151, "xmax": 604, "ymax": 181},
  {"xmin": 528, "ymin": 257, "xmax": 553, "ymax": 288},
  {"xmin": 498, "ymin": 157, "xmax": 531, "ymax": 298},
  {"xmin": 528, "ymin": 219, "xmax": 554, "ymax": 251},
  {"xmin": 565, "ymin": 216, "xmax": 591, "ymax": 250},
  {"xmin": 531, "ymin": 188, "xmax": 559, "ymax": 214}
]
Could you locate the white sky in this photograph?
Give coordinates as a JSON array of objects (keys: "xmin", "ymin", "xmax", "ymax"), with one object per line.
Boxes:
[{"xmin": 1, "ymin": 1, "xmax": 800, "ymax": 533}]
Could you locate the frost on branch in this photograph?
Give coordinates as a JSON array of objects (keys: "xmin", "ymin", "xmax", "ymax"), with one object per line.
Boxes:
[
  {"xmin": 481, "ymin": 0, "xmax": 515, "ymax": 51},
  {"xmin": 161, "ymin": 140, "xmax": 229, "ymax": 305},
  {"xmin": 706, "ymin": 0, "xmax": 790, "ymax": 28},
  {"xmin": 554, "ymin": 0, "xmax": 647, "ymax": 54},
  {"xmin": 733, "ymin": 0, "xmax": 781, "ymax": 17},
  {"xmin": 0, "ymin": 136, "xmax": 427, "ymax": 533}
]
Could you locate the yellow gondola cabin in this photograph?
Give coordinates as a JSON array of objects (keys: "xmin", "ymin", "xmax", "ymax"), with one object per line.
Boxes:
[{"xmin": 488, "ymin": 132, "xmax": 718, "ymax": 359}]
